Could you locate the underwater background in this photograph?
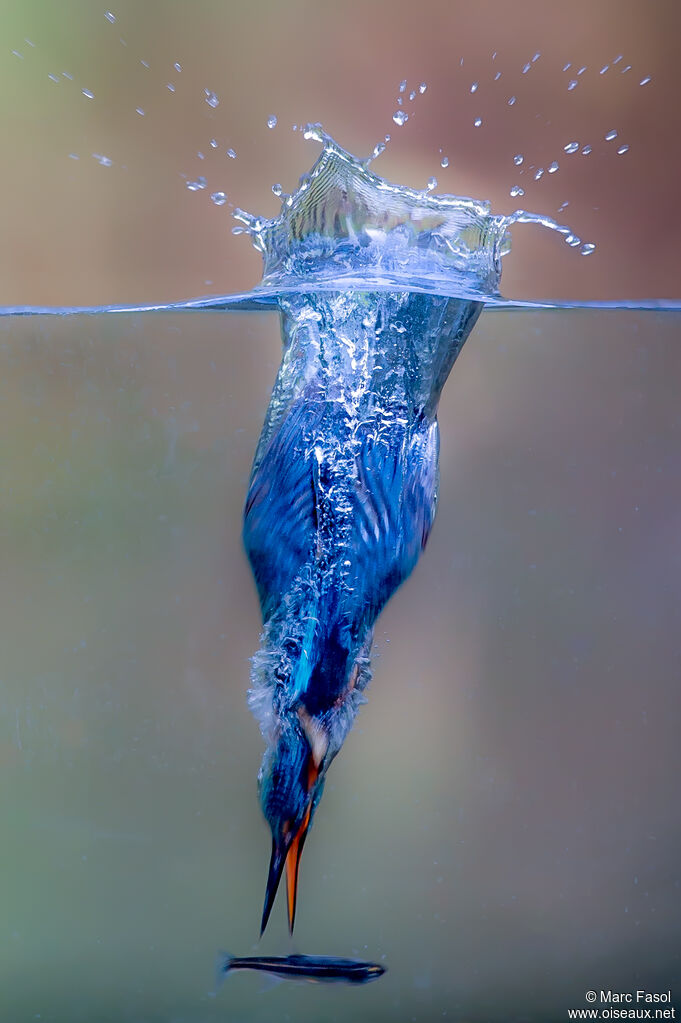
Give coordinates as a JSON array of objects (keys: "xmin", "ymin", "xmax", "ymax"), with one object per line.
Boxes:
[{"xmin": 1, "ymin": 2, "xmax": 680, "ymax": 1021}]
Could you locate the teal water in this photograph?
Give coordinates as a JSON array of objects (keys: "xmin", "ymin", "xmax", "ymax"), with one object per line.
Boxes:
[{"xmin": 1, "ymin": 305, "xmax": 680, "ymax": 1022}]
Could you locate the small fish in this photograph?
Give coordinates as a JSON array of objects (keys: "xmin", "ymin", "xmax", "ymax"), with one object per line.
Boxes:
[{"xmin": 216, "ymin": 950, "xmax": 386, "ymax": 985}]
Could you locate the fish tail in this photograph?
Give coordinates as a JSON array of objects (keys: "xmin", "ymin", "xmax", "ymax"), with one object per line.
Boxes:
[{"xmin": 215, "ymin": 950, "xmax": 234, "ymax": 989}]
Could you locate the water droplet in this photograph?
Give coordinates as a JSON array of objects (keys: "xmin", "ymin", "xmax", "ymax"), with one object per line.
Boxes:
[
  {"xmin": 370, "ymin": 141, "xmax": 386, "ymax": 160},
  {"xmin": 534, "ymin": 168, "xmax": 544, "ymax": 180},
  {"xmin": 440, "ymin": 155, "xmax": 449, "ymax": 168},
  {"xmin": 470, "ymin": 81, "xmax": 478, "ymax": 93},
  {"xmin": 558, "ymin": 201, "xmax": 569, "ymax": 211},
  {"xmin": 104, "ymin": 10, "xmax": 116, "ymax": 23},
  {"xmin": 419, "ymin": 82, "xmax": 427, "ymax": 93},
  {"xmin": 612, "ymin": 55, "xmax": 623, "ymax": 65},
  {"xmin": 399, "ymin": 79, "xmax": 407, "ymax": 93},
  {"xmin": 210, "ymin": 191, "xmax": 227, "ymax": 206},
  {"xmin": 532, "ymin": 52, "xmax": 541, "ymax": 62},
  {"xmin": 140, "ymin": 60, "xmax": 149, "ymax": 69},
  {"xmin": 617, "ymin": 144, "xmax": 629, "ymax": 154},
  {"xmin": 580, "ymin": 242, "xmax": 596, "ymax": 255},
  {"xmin": 82, "ymin": 88, "xmax": 94, "ymax": 99},
  {"xmin": 11, "ymin": 49, "xmax": 23, "ymax": 59},
  {"xmin": 459, "ymin": 57, "xmax": 464, "ymax": 67},
  {"xmin": 491, "ymin": 51, "xmax": 497, "ymax": 61},
  {"xmin": 565, "ymin": 233, "xmax": 581, "ymax": 247},
  {"xmin": 397, "ymin": 97, "xmax": 403, "ymax": 107},
  {"xmin": 92, "ymin": 153, "xmax": 112, "ymax": 167},
  {"xmin": 564, "ymin": 141, "xmax": 579, "ymax": 154},
  {"xmin": 204, "ymin": 89, "xmax": 219, "ymax": 108},
  {"xmin": 174, "ymin": 62, "xmax": 182, "ymax": 72},
  {"xmin": 68, "ymin": 153, "xmax": 79, "ymax": 160},
  {"xmin": 409, "ymin": 90, "xmax": 416, "ymax": 100},
  {"xmin": 272, "ymin": 183, "xmax": 283, "ymax": 196},
  {"xmin": 48, "ymin": 73, "xmax": 60, "ymax": 83},
  {"xmin": 62, "ymin": 71, "xmax": 74, "ymax": 79},
  {"xmin": 186, "ymin": 176, "xmax": 206, "ymax": 192},
  {"xmin": 577, "ymin": 65, "xmax": 587, "ymax": 75},
  {"xmin": 25, "ymin": 37, "xmax": 35, "ymax": 46},
  {"xmin": 226, "ymin": 148, "xmax": 237, "ymax": 159},
  {"xmin": 639, "ymin": 76, "xmax": 651, "ymax": 86},
  {"xmin": 494, "ymin": 72, "xmax": 501, "ymax": 81},
  {"xmin": 513, "ymin": 154, "xmax": 524, "ymax": 166},
  {"xmin": 267, "ymin": 114, "xmax": 278, "ymax": 129},
  {"xmin": 600, "ymin": 65, "xmax": 609, "ymax": 74},
  {"xmin": 166, "ymin": 83, "xmax": 175, "ymax": 92},
  {"xmin": 508, "ymin": 96, "xmax": 516, "ymax": 105},
  {"xmin": 135, "ymin": 107, "xmax": 144, "ymax": 116},
  {"xmin": 563, "ymin": 62, "xmax": 572, "ymax": 72},
  {"xmin": 621, "ymin": 64, "xmax": 632, "ymax": 73},
  {"xmin": 582, "ymin": 145, "xmax": 592, "ymax": 155},
  {"xmin": 510, "ymin": 185, "xmax": 525, "ymax": 197},
  {"xmin": 210, "ymin": 138, "xmax": 218, "ymax": 149},
  {"xmin": 474, "ymin": 117, "xmax": 482, "ymax": 127},
  {"xmin": 392, "ymin": 110, "xmax": 408, "ymax": 126},
  {"xmin": 522, "ymin": 62, "xmax": 531, "ymax": 74},
  {"xmin": 605, "ymin": 129, "xmax": 618, "ymax": 141},
  {"xmin": 548, "ymin": 161, "xmax": 559, "ymax": 173},
  {"xmin": 426, "ymin": 176, "xmax": 437, "ymax": 191},
  {"xmin": 567, "ymin": 80, "xmax": 578, "ymax": 91}
]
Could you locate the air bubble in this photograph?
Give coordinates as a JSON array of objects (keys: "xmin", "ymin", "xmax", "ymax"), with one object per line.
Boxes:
[
  {"xmin": 210, "ymin": 191, "xmax": 227, "ymax": 206},
  {"xmin": 392, "ymin": 110, "xmax": 408, "ymax": 126},
  {"xmin": 581, "ymin": 243, "xmax": 596, "ymax": 255},
  {"xmin": 204, "ymin": 89, "xmax": 219, "ymax": 108},
  {"xmin": 513, "ymin": 154, "xmax": 523, "ymax": 166},
  {"xmin": 267, "ymin": 115, "xmax": 278, "ymax": 129},
  {"xmin": 510, "ymin": 185, "xmax": 525, "ymax": 197},
  {"xmin": 564, "ymin": 141, "xmax": 579, "ymax": 154}
]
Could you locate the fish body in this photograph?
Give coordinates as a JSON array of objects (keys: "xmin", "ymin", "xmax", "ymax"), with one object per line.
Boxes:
[{"xmin": 217, "ymin": 951, "xmax": 386, "ymax": 985}]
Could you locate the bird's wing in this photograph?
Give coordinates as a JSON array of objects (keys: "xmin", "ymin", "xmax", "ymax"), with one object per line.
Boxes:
[{"xmin": 243, "ymin": 399, "xmax": 320, "ymax": 618}]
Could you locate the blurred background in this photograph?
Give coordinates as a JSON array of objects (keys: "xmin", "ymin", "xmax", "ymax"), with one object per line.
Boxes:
[
  {"xmin": 0, "ymin": 0, "xmax": 680, "ymax": 306},
  {"xmin": 1, "ymin": 2, "xmax": 680, "ymax": 1022}
]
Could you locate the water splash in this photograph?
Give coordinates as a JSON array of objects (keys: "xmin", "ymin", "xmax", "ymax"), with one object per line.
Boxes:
[{"xmin": 230, "ymin": 130, "xmax": 595, "ymax": 302}]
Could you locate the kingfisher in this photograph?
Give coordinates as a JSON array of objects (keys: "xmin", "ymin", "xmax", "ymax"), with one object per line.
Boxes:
[{"xmin": 243, "ymin": 287, "xmax": 482, "ymax": 934}]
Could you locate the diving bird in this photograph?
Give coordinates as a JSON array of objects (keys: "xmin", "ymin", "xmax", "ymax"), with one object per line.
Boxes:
[{"xmin": 243, "ymin": 288, "xmax": 482, "ymax": 934}]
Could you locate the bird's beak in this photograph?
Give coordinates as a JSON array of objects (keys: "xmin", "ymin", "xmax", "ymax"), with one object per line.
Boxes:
[
  {"xmin": 260, "ymin": 836, "xmax": 287, "ymax": 937},
  {"xmin": 260, "ymin": 758, "xmax": 319, "ymax": 937},
  {"xmin": 284, "ymin": 802, "xmax": 311, "ymax": 933}
]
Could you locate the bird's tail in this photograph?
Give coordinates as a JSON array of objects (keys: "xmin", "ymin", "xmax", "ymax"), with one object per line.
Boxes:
[{"xmin": 215, "ymin": 950, "xmax": 234, "ymax": 989}]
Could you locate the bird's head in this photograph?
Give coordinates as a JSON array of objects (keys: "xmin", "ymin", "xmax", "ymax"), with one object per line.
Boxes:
[{"xmin": 257, "ymin": 711, "xmax": 329, "ymax": 935}]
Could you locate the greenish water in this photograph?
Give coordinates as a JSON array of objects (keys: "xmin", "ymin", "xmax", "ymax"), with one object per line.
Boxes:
[{"xmin": 1, "ymin": 307, "xmax": 680, "ymax": 1022}]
